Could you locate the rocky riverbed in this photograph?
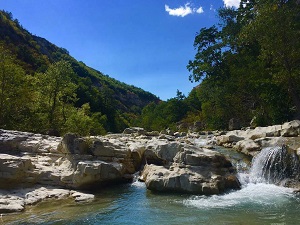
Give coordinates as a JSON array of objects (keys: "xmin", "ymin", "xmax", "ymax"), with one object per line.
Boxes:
[
  {"xmin": 1, "ymin": 120, "xmax": 300, "ymax": 214},
  {"xmin": 213, "ymin": 120, "xmax": 300, "ymax": 156}
]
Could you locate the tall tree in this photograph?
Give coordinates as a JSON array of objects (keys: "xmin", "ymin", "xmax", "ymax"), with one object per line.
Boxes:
[
  {"xmin": 36, "ymin": 60, "xmax": 77, "ymax": 133},
  {"xmin": 240, "ymin": 0, "xmax": 300, "ymax": 118},
  {"xmin": 186, "ymin": 1, "xmax": 298, "ymax": 129}
]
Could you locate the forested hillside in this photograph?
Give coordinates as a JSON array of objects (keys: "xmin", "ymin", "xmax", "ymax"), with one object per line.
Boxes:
[
  {"xmin": 137, "ymin": 0, "xmax": 300, "ymax": 131},
  {"xmin": 0, "ymin": 10, "xmax": 159, "ymax": 135},
  {"xmin": 1, "ymin": 0, "xmax": 299, "ymax": 135}
]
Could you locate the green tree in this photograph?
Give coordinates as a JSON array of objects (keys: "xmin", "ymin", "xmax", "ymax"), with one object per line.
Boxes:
[
  {"xmin": 0, "ymin": 45, "xmax": 35, "ymax": 130},
  {"xmin": 186, "ymin": 1, "xmax": 298, "ymax": 129},
  {"xmin": 64, "ymin": 103, "xmax": 106, "ymax": 136},
  {"xmin": 240, "ymin": 0, "xmax": 300, "ymax": 118},
  {"xmin": 36, "ymin": 60, "xmax": 77, "ymax": 133}
]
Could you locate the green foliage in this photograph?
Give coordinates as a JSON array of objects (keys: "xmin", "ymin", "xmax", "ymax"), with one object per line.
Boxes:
[
  {"xmin": 185, "ymin": 0, "xmax": 299, "ymax": 129},
  {"xmin": 239, "ymin": 0, "xmax": 300, "ymax": 117},
  {"xmin": 136, "ymin": 95, "xmax": 189, "ymax": 131},
  {"xmin": 64, "ymin": 103, "xmax": 106, "ymax": 136},
  {"xmin": 35, "ymin": 60, "xmax": 77, "ymax": 133},
  {"xmin": 0, "ymin": 10, "xmax": 159, "ymax": 135},
  {"xmin": 0, "ymin": 45, "xmax": 36, "ymax": 130}
]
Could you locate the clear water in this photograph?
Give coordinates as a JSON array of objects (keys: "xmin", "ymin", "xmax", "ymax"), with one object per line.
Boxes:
[
  {"xmin": 3, "ymin": 181, "xmax": 300, "ymax": 225},
  {"xmin": 2, "ymin": 141, "xmax": 300, "ymax": 225}
]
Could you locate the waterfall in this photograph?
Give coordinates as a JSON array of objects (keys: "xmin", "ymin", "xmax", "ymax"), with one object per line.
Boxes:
[
  {"xmin": 249, "ymin": 145, "xmax": 300, "ymax": 185},
  {"xmin": 184, "ymin": 142, "xmax": 297, "ymax": 211}
]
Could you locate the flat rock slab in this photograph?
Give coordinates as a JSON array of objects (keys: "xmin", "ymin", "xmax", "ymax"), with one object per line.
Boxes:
[{"xmin": 0, "ymin": 186, "xmax": 94, "ymax": 213}]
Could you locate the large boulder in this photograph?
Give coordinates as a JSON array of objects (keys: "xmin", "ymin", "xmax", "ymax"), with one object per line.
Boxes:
[
  {"xmin": 71, "ymin": 161, "xmax": 124, "ymax": 189},
  {"xmin": 141, "ymin": 139, "xmax": 183, "ymax": 166},
  {"xmin": 58, "ymin": 133, "xmax": 90, "ymax": 155},
  {"xmin": 140, "ymin": 146, "xmax": 240, "ymax": 195},
  {"xmin": 281, "ymin": 120, "xmax": 300, "ymax": 137},
  {"xmin": 233, "ymin": 139, "xmax": 261, "ymax": 156},
  {"xmin": 215, "ymin": 134, "xmax": 244, "ymax": 146}
]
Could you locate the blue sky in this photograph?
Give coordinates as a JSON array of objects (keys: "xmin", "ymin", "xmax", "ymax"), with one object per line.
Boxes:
[{"xmin": 0, "ymin": 0, "xmax": 240, "ymax": 100}]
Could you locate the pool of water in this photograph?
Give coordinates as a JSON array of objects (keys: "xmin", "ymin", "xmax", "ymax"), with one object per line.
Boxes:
[
  {"xmin": 2, "ymin": 141, "xmax": 300, "ymax": 225},
  {"xmin": 3, "ymin": 180, "xmax": 300, "ymax": 225}
]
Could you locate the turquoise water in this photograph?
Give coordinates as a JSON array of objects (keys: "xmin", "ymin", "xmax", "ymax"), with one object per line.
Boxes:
[
  {"xmin": 3, "ymin": 143, "xmax": 300, "ymax": 225},
  {"xmin": 4, "ymin": 181, "xmax": 300, "ymax": 225}
]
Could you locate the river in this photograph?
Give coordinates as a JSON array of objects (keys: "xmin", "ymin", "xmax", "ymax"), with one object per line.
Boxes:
[{"xmin": 2, "ymin": 140, "xmax": 300, "ymax": 225}]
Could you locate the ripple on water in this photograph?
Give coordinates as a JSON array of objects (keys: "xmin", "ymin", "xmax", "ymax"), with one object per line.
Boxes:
[{"xmin": 183, "ymin": 183, "xmax": 295, "ymax": 209}]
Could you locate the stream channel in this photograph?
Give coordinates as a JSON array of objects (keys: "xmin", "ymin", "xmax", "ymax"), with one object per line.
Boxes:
[{"xmin": 2, "ymin": 138, "xmax": 300, "ymax": 225}]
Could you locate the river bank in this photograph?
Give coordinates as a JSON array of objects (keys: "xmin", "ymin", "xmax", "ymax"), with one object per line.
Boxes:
[
  {"xmin": 1, "ymin": 120, "xmax": 300, "ymax": 217},
  {"xmin": 0, "ymin": 127, "xmax": 239, "ymax": 213},
  {"xmin": 1, "ymin": 146, "xmax": 300, "ymax": 225}
]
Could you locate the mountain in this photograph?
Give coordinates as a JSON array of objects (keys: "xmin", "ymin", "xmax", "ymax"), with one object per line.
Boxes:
[{"xmin": 0, "ymin": 10, "xmax": 159, "ymax": 133}]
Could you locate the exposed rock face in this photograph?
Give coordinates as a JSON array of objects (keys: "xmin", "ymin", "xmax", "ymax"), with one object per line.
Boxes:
[
  {"xmin": 215, "ymin": 120, "xmax": 300, "ymax": 156},
  {"xmin": 0, "ymin": 129, "xmax": 61, "ymax": 154},
  {"xmin": 0, "ymin": 130, "xmax": 140, "ymax": 190},
  {"xmin": 0, "ymin": 128, "xmax": 239, "ymax": 212},
  {"xmin": 0, "ymin": 154, "xmax": 34, "ymax": 188},
  {"xmin": 140, "ymin": 145, "xmax": 240, "ymax": 194}
]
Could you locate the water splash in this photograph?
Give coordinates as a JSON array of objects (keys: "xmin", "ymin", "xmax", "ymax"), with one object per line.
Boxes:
[
  {"xmin": 131, "ymin": 180, "xmax": 146, "ymax": 188},
  {"xmin": 249, "ymin": 145, "xmax": 300, "ymax": 185},
  {"xmin": 184, "ymin": 183, "xmax": 294, "ymax": 209},
  {"xmin": 184, "ymin": 145, "xmax": 299, "ymax": 210}
]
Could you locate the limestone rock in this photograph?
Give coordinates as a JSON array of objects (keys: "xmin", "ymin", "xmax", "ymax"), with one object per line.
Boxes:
[
  {"xmin": 281, "ymin": 120, "xmax": 300, "ymax": 137},
  {"xmin": 141, "ymin": 146, "xmax": 240, "ymax": 195},
  {"xmin": 61, "ymin": 134, "xmax": 90, "ymax": 155},
  {"xmin": 0, "ymin": 187, "xmax": 95, "ymax": 213},
  {"xmin": 71, "ymin": 191, "xmax": 95, "ymax": 202},
  {"xmin": 72, "ymin": 161, "xmax": 123, "ymax": 189},
  {"xmin": 0, "ymin": 194, "xmax": 24, "ymax": 213},
  {"xmin": 216, "ymin": 134, "xmax": 244, "ymax": 146},
  {"xmin": 215, "ymin": 120, "xmax": 300, "ymax": 154},
  {"xmin": 0, "ymin": 154, "xmax": 34, "ymax": 188},
  {"xmin": 142, "ymin": 140, "xmax": 184, "ymax": 166},
  {"xmin": 123, "ymin": 127, "xmax": 146, "ymax": 135},
  {"xmin": 234, "ymin": 139, "xmax": 261, "ymax": 156},
  {"xmin": 0, "ymin": 129, "xmax": 61, "ymax": 154},
  {"xmin": 145, "ymin": 131, "xmax": 160, "ymax": 137}
]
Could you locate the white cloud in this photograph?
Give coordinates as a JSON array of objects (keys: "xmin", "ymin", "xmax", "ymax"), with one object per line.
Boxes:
[
  {"xmin": 223, "ymin": 0, "xmax": 241, "ymax": 8},
  {"xmin": 196, "ymin": 7, "xmax": 204, "ymax": 14},
  {"xmin": 165, "ymin": 3, "xmax": 193, "ymax": 17},
  {"xmin": 165, "ymin": 3, "xmax": 204, "ymax": 17}
]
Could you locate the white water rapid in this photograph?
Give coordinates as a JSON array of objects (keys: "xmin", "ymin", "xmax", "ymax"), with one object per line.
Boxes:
[
  {"xmin": 185, "ymin": 142, "xmax": 298, "ymax": 211},
  {"xmin": 249, "ymin": 145, "xmax": 300, "ymax": 185},
  {"xmin": 3, "ymin": 141, "xmax": 300, "ymax": 224}
]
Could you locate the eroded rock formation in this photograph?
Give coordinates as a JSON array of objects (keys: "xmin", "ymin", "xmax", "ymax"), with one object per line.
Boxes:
[
  {"xmin": 140, "ymin": 145, "xmax": 240, "ymax": 194},
  {"xmin": 0, "ymin": 128, "xmax": 240, "ymax": 212}
]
